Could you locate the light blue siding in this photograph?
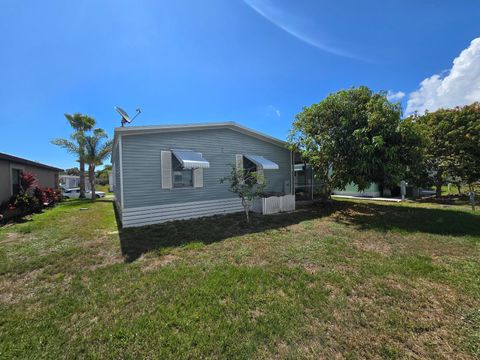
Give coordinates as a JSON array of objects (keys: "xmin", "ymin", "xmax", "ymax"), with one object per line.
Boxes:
[
  {"xmin": 111, "ymin": 142, "xmax": 122, "ymax": 207},
  {"xmin": 120, "ymin": 128, "xmax": 291, "ymax": 209}
]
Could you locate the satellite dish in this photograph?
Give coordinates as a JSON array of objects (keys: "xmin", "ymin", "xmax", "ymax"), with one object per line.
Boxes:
[{"xmin": 115, "ymin": 106, "xmax": 141, "ymax": 127}]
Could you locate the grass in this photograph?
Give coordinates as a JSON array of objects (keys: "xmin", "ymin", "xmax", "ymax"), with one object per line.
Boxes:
[
  {"xmin": 94, "ymin": 184, "xmax": 111, "ymax": 193},
  {"xmin": 0, "ymin": 198, "xmax": 479, "ymax": 359},
  {"xmin": 441, "ymin": 184, "xmax": 480, "ymax": 196}
]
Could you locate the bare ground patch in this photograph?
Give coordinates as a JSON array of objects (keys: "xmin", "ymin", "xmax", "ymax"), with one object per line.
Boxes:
[
  {"xmin": 351, "ymin": 235, "xmax": 393, "ymax": 256},
  {"xmin": 140, "ymin": 254, "xmax": 180, "ymax": 272},
  {"xmin": 294, "ymin": 277, "xmax": 474, "ymax": 359},
  {"xmin": 0, "ymin": 268, "xmax": 73, "ymax": 305},
  {"xmin": 0, "ymin": 232, "xmax": 30, "ymax": 245}
]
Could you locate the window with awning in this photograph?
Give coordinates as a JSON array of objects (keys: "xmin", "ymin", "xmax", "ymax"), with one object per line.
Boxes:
[
  {"xmin": 171, "ymin": 149, "xmax": 210, "ymax": 169},
  {"xmin": 161, "ymin": 150, "xmax": 209, "ymax": 189},
  {"xmin": 243, "ymin": 155, "xmax": 279, "ymax": 170},
  {"xmin": 235, "ymin": 154, "xmax": 279, "ymax": 185}
]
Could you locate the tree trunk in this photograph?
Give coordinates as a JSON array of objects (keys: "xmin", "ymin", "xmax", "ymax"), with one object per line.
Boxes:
[
  {"xmin": 241, "ymin": 197, "xmax": 250, "ymax": 223},
  {"xmin": 319, "ymin": 186, "xmax": 331, "ymax": 202},
  {"xmin": 435, "ymin": 182, "xmax": 442, "ymax": 198},
  {"xmin": 79, "ymin": 159, "xmax": 86, "ymax": 198},
  {"xmin": 322, "ymin": 169, "xmax": 332, "ymax": 202},
  {"xmin": 435, "ymin": 171, "xmax": 443, "ymax": 198},
  {"xmin": 469, "ymin": 184, "xmax": 476, "ymax": 212},
  {"xmin": 455, "ymin": 183, "xmax": 462, "ymax": 195},
  {"xmin": 89, "ymin": 165, "xmax": 96, "ymax": 200}
]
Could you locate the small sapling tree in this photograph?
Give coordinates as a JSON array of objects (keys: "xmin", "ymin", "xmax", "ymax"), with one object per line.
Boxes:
[{"xmin": 220, "ymin": 165, "xmax": 266, "ymax": 223}]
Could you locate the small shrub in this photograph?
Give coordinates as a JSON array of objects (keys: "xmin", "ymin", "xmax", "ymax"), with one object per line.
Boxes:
[
  {"xmin": 0, "ymin": 194, "xmax": 38, "ymax": 225},
  {"xmin": 34, "ymin": 187, "xmax": 48, "ymax": 205},
  {"xmin": 33, "ymin": 187, "xmax": 61, "ymax": 207},
  {"xmin": 1, "ymin": 183, "xmax": 61, "ymax": 226},
  {"xmin": 13, "ymin": 193, "xmax": 37, "ymax": 211}
]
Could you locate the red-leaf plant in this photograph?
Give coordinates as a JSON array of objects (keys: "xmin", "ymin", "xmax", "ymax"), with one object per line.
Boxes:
[{"xmin": 20, "ymin": 172, "xmax": 37, "ymax": 193}]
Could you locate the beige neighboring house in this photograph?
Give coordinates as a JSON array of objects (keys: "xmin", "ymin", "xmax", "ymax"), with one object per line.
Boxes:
[{"xmin": 0, "ymin": 152, "xmax": 63, "ymax": 204}]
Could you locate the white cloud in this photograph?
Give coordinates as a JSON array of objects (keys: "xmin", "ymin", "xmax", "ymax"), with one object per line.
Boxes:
[
  {"xmin": 387, "ymin": 91, "xmax": 405, "ymax": 102},
  {"xmin": 266, "ymin": 105, "xmax": 281, "ymax": 117},
  {"xmin": 406, "ymin": 37, "xmax": 480, "ymax": 115},
  {"xmin": 242, "ymin": 0, "xmax": 367, "ymax": 61}
]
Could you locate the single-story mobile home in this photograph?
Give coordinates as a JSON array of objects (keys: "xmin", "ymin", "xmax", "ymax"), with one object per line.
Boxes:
[
  {"xmin": 112, "ymin": 122, "xmax": 295, "ymax": 227},
  {"xmin": 0, "ymin": 152, "xmax": 62, "ymax": 204}
]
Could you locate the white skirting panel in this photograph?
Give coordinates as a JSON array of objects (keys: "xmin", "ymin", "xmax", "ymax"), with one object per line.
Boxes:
[
  {"xmin": 122, "ymin": 197, "xmax": 244, "ymax": 228},
  {"xmin": 332, "ymin": 190, "xmax": 381, "ymax": 197},
  {"xmin": 253, "ymin": 194, "xmax": 295, "ymax": 215}
]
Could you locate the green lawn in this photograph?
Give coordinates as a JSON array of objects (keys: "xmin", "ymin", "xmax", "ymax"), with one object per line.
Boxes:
[
  {"xmin": 94, "ymin": 184, "xmax": 111, "ymax": 193},
  {"xmin": 0, "ymin": 199, "xmax": 479, "ymax": 359},
  {"xmin": 442, "ymin": 184, "xmax": 480, "ymax": 196}
]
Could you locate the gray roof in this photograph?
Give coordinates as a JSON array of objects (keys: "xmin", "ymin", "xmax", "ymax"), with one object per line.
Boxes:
[
  {"xmin": 0, "ymin": 152, "xmax": 63, "ymax": 172},
  {"xmin": 113, "ymin": 122, "xmax": 288, "ymax": 149}
]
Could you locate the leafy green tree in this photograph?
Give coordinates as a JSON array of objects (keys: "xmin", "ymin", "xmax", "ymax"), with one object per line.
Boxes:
[
  {"xmin": 220, "ymin": 166, "xmax": 266, "ymax": 223},
  {"xmin": 84, "ymin": 129, "xmax": 113, "ymax": 199},
  {"xmin": 52, "ymin": 113, "xmax": 95, "ymax": 198},
  {"xmin": 413, "ymin": 103, "xmax": 480, "ymax": 198},
  {"xmin": 449, "ymin": 103, "xmax": 480, "ymax": 199},
  {"xmin": 410, "ymin": 108, "xmax": 453, "ymax": 196},
  {"xmin": 96, "ymin": 165, "xmax": 112, "ymax": 186},
  {"xmin": 289, "ymin": 86, "xmax": 422, "ymax": 198},
  {"xmin": 64, "ymin": 167, "xmax": 80, "ymax": 176},
  {"xmin": 397, "ymin": 117, "xmax": 430, "ymax": 190}
]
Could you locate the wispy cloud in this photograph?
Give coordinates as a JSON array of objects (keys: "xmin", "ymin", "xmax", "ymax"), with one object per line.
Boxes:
[
  {"xmin": 243, "ymin": 0, "xmax": 368, "ymax": 61},
  {"xmin": 386, "ymin": 91, "xmax": 405, "ymax": 102},
  {"xmin": 406, "ymin": 37, "xmax": 480, "ymax": 115},
  {"xmin": 267, "ymin": 105, "xmax": 281, "ymax": 117}
]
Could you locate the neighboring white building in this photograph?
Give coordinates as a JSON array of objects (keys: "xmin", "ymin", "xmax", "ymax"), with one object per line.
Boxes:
[
  {"xmin": 59, "ymin": 175, "xmax": 80, "ymax": 189},
  {"xmin": 60, "ymin": 174, "xmax": 102, "ymax": 190}
]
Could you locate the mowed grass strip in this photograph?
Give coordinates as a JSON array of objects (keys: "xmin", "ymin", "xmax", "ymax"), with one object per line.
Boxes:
[{"xmin": 0, "ymin": 199, "xmax": 479, "ymax": 359}]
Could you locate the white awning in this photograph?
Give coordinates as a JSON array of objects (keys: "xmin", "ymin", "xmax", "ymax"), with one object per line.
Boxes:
[
  {"xmin": 294, "ymin": 164, "xmax": 305, "ymax": 172},
  {"xmin": 172, "ymin": 149, "xmax": 210, "ymax": 169},
  {"xmin": 244, "ymin": 154, "xmax": 279, "ymax": 170}
]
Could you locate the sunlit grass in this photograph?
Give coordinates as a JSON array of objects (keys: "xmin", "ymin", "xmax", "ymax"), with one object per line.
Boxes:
[{"xmin": 0, "ymin": 198, "xmax": 479, "ymax": 358}]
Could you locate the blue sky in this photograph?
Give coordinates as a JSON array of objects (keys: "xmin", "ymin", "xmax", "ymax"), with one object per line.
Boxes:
[{"xmin": 1, "ymin": 0, "xmax": 479, "ymax": 169}]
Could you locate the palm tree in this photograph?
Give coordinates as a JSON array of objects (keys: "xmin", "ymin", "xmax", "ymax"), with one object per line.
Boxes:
[
  {"xmin": 84, "ymin": 129, "xmax": 113, "ymax": 200},
  {"xmin": 52, "ymin": 113, "xmax": 95, "ymax": 198}
]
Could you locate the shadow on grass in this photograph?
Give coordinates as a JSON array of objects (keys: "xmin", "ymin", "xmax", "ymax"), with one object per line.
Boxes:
[
  {"xmin": 114, "ymin": 202, "xmax": 337, "ymax": 263},
  {"xmin": 333, "ymin": 201, "xmax": 480, "ymax": 237},
  {"xmin": 0, "ymin": 216, "xmax": 34, "ymax": 227},
  {"xmin": 416, "ymin": 194, "xmax": 475, "ymax": 206},
  {"xmin": 114, "ymin": 200, "xmax": 480, "ymax": 263}
]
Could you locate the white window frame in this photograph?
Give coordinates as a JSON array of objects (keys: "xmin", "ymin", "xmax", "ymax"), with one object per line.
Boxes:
[{"xmin": 172, "ymin": 154, "xmax": 194, "ymax": 189}]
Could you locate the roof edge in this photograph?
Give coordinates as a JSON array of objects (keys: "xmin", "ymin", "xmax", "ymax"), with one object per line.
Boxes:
[
  {"xmin": 113, "ymin": 122, "xmax": 287, "ymax": 148},
  {"xmin": 0, "ymin": 152, "xmax": 63, "ymax": 172}
]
